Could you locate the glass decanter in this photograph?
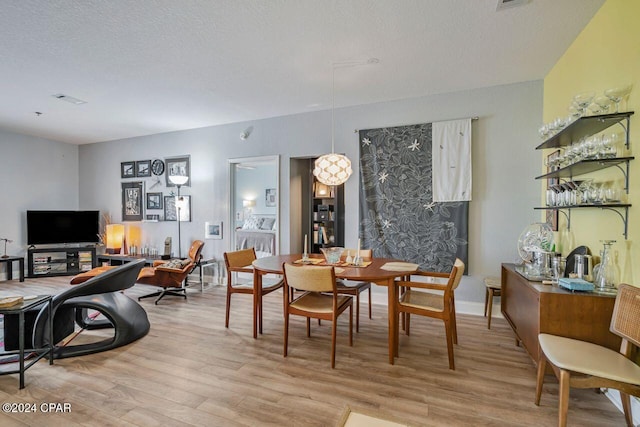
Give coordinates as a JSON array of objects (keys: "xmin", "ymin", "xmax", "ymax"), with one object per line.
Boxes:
[{"xmin": 594, "ymin": 240, "xmax": 619, "ymax": 294}]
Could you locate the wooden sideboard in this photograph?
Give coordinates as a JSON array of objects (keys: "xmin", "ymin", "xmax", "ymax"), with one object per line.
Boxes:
[{"xmin": 501, "ymin": 263, "xmax": 620, "ymax": 365}]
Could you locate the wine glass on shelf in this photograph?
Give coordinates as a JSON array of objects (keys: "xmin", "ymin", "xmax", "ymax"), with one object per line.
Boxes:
[
  {"xmin": 593, "ymin": 95, "xmax": 612, "ymax": 114},
  {"xmin": 582, "ymin": 136, "xmax": 598, "ymax": 160},
  {"xmin": 604, "ymin": 84, "xmax": 632, "ymax": 113},
  {"xmin": 578, "ymin": 180, "xmax": 593, "ymax": 205},
  {"xmin": 600, "ymin": 133, "xmax": 619, "ymax": 158},
  {"xmin": 568, "ymin": 104, "xmax": 582, "ymax": 119},
  {"xmin": 553, "ymin": 117, "xmax": 567, "ymax": 131},
  {"xmin": 538, "ymin": 124, "xmax": 549, "ymax": 140},
  {"xmin": 573, "ymin": 92, "xmax": 596, "ymax": 115},
  {"xmin": 587, "ymin": 103, "xmax": 604, "ymax": 116}
]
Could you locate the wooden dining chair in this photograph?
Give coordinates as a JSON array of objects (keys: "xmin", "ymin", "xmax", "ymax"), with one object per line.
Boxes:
[
  {"xmin": 483, "ymin": 276, "xmax": 501, "ymax": 329},
  {"xmin": 535, "ymin": 283, "xmax": 640, "ymax": 427},
  {"xmin": 395, "ymin": 258, "xmax": 465, "ymax": 370},
  {"xmin": 283, "ymin": 263, "xmax": 353, "ymax": 368},
  {"xmin": 223, "ymin": 248, "xmax": 283, "ymax": 337},
  {"xmin": 336, "ymin": 248, "xmax": 373, "ymax": 332}
]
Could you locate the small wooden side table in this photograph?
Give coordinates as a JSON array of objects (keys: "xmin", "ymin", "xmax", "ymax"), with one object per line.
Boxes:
[
  {"xmin": 0, "ymin": 256, "xmax": 24, "ymax": 282},
  {"xmin": 0, "ymin": 295, "xmax": 53, "ymax": 388}
]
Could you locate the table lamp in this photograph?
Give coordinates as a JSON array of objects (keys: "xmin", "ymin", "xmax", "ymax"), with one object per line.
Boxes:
[{"xmin": 105, "ymin": 224, "xmax": 124, "ymax": 254}]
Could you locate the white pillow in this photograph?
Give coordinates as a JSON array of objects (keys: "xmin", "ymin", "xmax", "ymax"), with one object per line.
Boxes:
[
  {"xmin": 242, "ymin": 216, "xmax": 263, "ymax": 230},
  {"xmin": 260, "ymin": 217, "xmax": 275, "ymax": 230}
]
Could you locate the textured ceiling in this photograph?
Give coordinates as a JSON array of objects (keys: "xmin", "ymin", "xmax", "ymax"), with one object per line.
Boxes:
[{"xmin": 0, "ymin": 0, "xmax": 604, "ymax": 144}]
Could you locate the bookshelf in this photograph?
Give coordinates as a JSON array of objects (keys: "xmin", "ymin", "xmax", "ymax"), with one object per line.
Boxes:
[{"xmin": 309, "ymin": 171, "xmax": 344, "ymax": 253}]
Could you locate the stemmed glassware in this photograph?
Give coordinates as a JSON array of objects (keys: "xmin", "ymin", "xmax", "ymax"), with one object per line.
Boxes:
[
  {"xmin": 604, "ymin": 85, "xmax": 632, "ymax": 113},
  {"xmin": 593, "ymin": 96, "xmax": 612, "ymax": 114},
  {"xmin": 573, "ymin": 92, "xmax": 596, "ymax": 115}
]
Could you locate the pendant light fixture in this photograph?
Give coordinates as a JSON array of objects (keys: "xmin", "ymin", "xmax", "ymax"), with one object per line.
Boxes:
[{"xmin": 313, "ymin": 64, "xmax": 353, "ymax": 186}]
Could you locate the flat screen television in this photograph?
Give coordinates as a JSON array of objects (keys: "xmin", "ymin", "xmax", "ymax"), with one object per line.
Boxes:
[{"xmin": 27, "ymin": 210, "xmax": 100, "ymax": 245}]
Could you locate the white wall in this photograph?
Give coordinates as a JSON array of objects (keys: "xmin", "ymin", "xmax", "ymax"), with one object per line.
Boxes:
[
  {"xmin": 77, "ymin": 80, "xmax": 543, "ymax": 308},
  {"xmin": 0, "ymin": 129, "xmax": 79, "ymax": 279}
]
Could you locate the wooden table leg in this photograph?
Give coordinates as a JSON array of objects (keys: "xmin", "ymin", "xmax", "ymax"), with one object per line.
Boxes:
[
  {"xmin": 386, "ymin": 278, "xmax": 397, "ymax": 364},
  {"xmin": 253, "ymin": 270, "xmax": 262, "ymax": 339}
]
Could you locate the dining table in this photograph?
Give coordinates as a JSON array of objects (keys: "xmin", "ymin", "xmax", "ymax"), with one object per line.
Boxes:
[{"xmin": 252, "ymin": 253, "xmax": 419, "ymax": 364}]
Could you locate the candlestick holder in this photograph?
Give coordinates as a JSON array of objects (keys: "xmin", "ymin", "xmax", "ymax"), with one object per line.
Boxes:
[{"xmin": 1, "ymin": 238, "xmax": 12, "ymax": 258}]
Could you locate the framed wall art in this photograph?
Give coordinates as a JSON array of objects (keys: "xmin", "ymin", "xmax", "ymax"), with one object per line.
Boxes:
[
  {"xmin": 164, "ymin": 195, "xmax": 191, "ymax": 222},
  {"xmin": 136, "ymin": 160, "xmax": 151, "ymax": 177},
  {"xmin": 121, "ymin": 161, "xmax": 135, "ymax": 178},
  {"xmin": 146, "ymin": 192, "xmax": 163, "ymax": 210},
  {"xmin": 164, "ymin": 196, "xmax": 177, "ymax": 221},
  {"xmin": 165, "ymin": 155, "xmax": 191, "ymax": 187},
  {"xmin": 265, "ymin": 188, "xmax": 277, "ymax": 207},
  {"xmin": 205, "ymin": 221, "xmax": 223, "ymax": 239},
  {"xmin": 121, "ymin": 181, "xmax": 144, "ymax": 221}
]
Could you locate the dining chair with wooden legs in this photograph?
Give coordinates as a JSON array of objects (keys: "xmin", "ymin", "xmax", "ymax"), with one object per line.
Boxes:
[
  {"xmin": 535, "ymin": 283, "xmax": 640, "ymax": 427},
  {"xmin": 283, "ymin": 263, "xmax": 353, "ymax": 368},
  {"xmin": 223, "ymin": 248, "xmax": 283, "ymax": 338},
  {"xmin": 334, "ymin": 248, "xmax": 373, "ymax": 332},
  {"xmin": 396, "ymin": 258, "xmax": 465, "ymax": 370}
]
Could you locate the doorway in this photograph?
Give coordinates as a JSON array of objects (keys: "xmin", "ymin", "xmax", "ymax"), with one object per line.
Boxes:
[{"xmin": 228, "ymin": 156, "xmax": 279, "ymax": 257}]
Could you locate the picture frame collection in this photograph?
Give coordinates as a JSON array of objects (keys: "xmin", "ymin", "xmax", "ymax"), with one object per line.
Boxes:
[{"xmin": 120, "ymin": 156, "xmax": 192, "ymax": 222}]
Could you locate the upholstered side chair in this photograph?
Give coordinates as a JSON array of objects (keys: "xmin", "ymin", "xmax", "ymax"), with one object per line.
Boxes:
[
  {"xmin": 336, "ymin": 248, "xmax": 373, "ymax": 332},
  {"xmin": 395, "ymin": 258, "xmax": 465, "ymax": 370},
  {"xmin": 223, "ymin": 247, "xmax": 283, "ymax": 338},
  {"xmin": 283, "ymin": 263, "xmax": 353, "ymax": 368}
]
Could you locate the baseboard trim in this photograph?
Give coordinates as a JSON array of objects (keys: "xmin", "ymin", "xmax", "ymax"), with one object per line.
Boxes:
[{"xmin": 371, "ymin": 293, "xmax": 503, "ymax": 319}]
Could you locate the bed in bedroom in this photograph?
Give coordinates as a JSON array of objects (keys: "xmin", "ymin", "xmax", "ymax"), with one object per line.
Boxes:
[{"xmin": 235, "ymin": 214, "xmax": 277, "ymax": 257}]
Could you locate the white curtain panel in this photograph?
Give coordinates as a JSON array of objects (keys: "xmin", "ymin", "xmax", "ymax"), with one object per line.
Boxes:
[{"xmin": 432, "ymin": 118, "xmax": 472, "ymax": 202}]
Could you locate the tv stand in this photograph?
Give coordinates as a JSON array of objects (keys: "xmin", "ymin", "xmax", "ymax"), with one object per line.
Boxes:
[{"xmin": 27, "ymin": 246, "xmax": 97, "ymax": 278}]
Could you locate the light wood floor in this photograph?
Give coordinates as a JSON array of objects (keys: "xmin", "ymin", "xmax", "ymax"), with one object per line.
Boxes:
[{"xmin": 0, "ymin": 276, "xmax": 627, "ymax": 426}]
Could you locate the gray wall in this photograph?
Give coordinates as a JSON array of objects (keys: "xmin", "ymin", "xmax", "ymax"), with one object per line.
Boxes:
[
  {"xmin": 0, "ymin": 129, "xmax": 79, "ymax": 271},
  {"xmin": 77, "ymin": 80, "xmax": 542, "ymax": 311},
  {"xmin": 1, "ymin": 80, "xmax": 542, "ymax": 313}
]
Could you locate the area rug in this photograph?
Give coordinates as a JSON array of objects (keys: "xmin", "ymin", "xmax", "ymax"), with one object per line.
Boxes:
[{"xmin": 338, "ymin": 406, "xmax": 407, "ymax": 427}]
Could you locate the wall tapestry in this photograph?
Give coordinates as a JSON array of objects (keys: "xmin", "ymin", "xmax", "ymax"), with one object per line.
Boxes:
[{"xmin": 359, "ymin": 121, "xmax": 469, "ymax": 273}]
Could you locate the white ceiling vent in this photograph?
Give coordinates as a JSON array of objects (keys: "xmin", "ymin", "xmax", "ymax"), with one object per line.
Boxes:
[
  {"xmin": 52, "ymin": 93, "xmax": 87, "ymax": 105},
  {"xmin": 496, "ymin": 0, "xmax": 530, "ymax": 11}
]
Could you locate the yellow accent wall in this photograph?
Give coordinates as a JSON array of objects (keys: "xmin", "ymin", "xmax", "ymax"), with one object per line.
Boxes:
[{"xmin": 544, "ymin": 0, "xmax": 639, "ymax": 285}]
